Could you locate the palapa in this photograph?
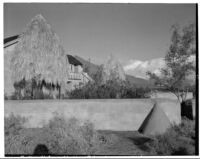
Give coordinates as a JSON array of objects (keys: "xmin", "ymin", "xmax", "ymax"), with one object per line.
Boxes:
[{"xmin": 11, "ymin": 14, "xmax": 70, "ymax": 94}]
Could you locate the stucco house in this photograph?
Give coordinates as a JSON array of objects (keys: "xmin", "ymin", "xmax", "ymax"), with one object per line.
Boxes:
[{"xmin": 66, "ymin": 54, "xmax": 93, "ymax": 91}]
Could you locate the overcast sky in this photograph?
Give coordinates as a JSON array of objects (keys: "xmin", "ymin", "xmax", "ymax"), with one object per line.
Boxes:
[{"xmin": 4, "ymin": 3, "xmax": 196, "ymax": 65}]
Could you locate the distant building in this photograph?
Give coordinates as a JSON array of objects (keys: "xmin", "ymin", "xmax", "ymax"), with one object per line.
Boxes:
[{"xmin": 66, "ymin": 54, "xmax": 93, "ymax": 91}]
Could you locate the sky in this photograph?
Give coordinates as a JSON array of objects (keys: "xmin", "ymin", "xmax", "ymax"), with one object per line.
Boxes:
[{"xmin": 4, "ymin": 3, "xmax": 196, "ymax": 66}]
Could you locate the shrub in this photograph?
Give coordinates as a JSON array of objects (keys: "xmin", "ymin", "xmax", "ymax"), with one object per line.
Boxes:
[
  {"xmin": 5, "ymin": 114, "xmax": 103, "ymax": 155},
  {"xmin": 5, "ymin": 114, "xmax": 29, "ymax": 155},
  {"xmin": 44, "ymin": 115, "xmax": 101, "ymax": 155},
  {"xmin": 144, "ymin": 118, "xmax": 196, "ymax": 155},
  {"xmin": 5, "ymin": 113, "xmax": 27, "ymax": 136},
  {"xmin": 68, "ymin": 80, "xmax": 151, "ymax": 99}
]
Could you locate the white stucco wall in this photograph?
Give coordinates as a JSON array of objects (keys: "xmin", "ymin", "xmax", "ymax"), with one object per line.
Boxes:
[{"xmin": 5, "ymin": 99, "xmax": 181, "ymax": 131}]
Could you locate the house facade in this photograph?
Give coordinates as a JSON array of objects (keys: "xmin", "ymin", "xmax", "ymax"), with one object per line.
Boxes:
[{"xmin": 66, "ymin": 55, "xmax": 93, "ymax": 91}]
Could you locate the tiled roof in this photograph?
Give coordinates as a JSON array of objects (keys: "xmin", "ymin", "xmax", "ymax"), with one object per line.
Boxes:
[
  {"xmin": 67, "ymin": 55, "xmax": 82, "ymax": 66},
  {"xmin": 4, "ymin": 35, "xmax": 19, "ymax": 44}
]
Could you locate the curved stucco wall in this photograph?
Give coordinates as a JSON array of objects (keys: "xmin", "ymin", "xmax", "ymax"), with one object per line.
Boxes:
[
  {"xmin": 5, "ymin": 99, "xmax": 181, "ymax": 131},
  {"xmin": 154, "ymin": 99, "xmax": 181, "ymax": 125},
  {"xmin": 150, "ymin": 91, "xmax": 193, "ymax": 100}
]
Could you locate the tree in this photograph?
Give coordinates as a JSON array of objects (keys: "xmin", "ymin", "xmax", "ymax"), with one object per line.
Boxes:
[
  {"xmin": 147, "ymin": 23, "xmax": 196, "ymax": 103},
  {"xmin": 92, "ymin": 65, "xmax": 104, "ymax": 85},
  {"xmin": 11, "ymin": 14, "xmax": 70, "ymax": 98},
  {"xmin": 102, "ymin": 54, "xmax": 126, "ymax": 83}
]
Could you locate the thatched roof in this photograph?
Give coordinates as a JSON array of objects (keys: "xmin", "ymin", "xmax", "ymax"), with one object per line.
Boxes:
[{"xmin": 11, "ymin": 14, "xmax": 70, "ymax": 86}]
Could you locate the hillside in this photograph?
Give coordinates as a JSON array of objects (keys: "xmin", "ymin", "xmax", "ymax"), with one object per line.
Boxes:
[
  {"xmin": 74, "ymin": 55, "xmax": 152, "ymax": 87},
  {"xmin": 126, "ymin": 74, "xmax": 153, "ymax": 87}
]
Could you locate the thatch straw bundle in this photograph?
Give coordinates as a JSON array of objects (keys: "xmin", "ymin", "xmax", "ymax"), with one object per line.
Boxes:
[{"xmin": 11, "ymin": 14, "xmax": 69, "ymax": 90}]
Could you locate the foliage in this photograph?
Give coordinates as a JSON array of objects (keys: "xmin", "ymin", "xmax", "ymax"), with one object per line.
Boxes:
[
  {"xmin": 6, "ymin": 115, "xmax": 195, "ymax": 155},
  {"xmin": 100, "ymin": 54, "xmax": 126, "ymax": 84},
  {"xmin": 5, "ymin": 114, "xmax": 103, "ymax": 155},
  {"xmin": 68, "ymin": 60, "xmax": 150, "ymax": 99},
  {"xmin": 144, "ymin": 118, "xmax": 196, "ymax": 155},
  {"xmin": 43, "ymin": 115, "xmax": 101, "ymax": 155},
  {"xmin": 188, "ymin": 84, "xmax": 196, "ymax": 98},
  {"xmin": 147, "ymin": 23, "xmax": 196, "ymax": 103},
  {"xmin": 5, "ymin": 113, "xmax": 27, "ymax": 136},
  {"xmin": 83, "ymin": 64, "xmax": 90, "ymax": 75},
  {"xmin": 5, "ymin": 114, "xmax": 146, "ymax": 156},
  {"xmin": 92, "ymin": 65, "xmax": 104, "ymax": 85},
  {"xmin": 68, "ymin": 79, "xmax": 150, "ymax": 99}
]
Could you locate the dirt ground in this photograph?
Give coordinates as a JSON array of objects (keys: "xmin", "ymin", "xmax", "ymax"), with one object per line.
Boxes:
[{"xmin": 96, "ymin": 130, "xmax": 152, "ymax": 156}]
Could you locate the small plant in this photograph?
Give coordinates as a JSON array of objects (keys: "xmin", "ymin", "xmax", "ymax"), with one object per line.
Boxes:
[
  {"xmin": 5, "ymin": 114, "xmax": 29, "ymax": 155},
  {"xmin": 5, "ymin": 113, "xmax": 27, "ymax": 136}
]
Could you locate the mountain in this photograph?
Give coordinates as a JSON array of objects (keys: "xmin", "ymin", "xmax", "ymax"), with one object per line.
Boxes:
[
  {"xmin": 75, "ymin": 55, "xmax": 152, "ymax": 87},
  {"xmin": 126, "ymin": 74, "xmax": 153, "ymax": 87}
]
